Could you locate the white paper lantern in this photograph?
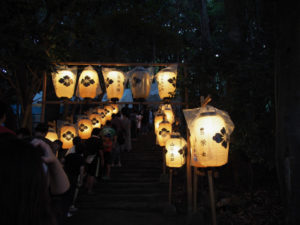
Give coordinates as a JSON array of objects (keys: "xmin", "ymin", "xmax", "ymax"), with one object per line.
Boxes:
[
  {"xmin": 183, "ymin": 105, "xmax": 234, "ymax": 167},
  {"xmin": 52, "ymin": 66, "xmax": 77, "ymax": 99},
  {"xmin": 102, "ymin": 68, "xmax": 126, "ymax": 101},
  {"xmin": 45, "ymin": 128, "xmax": 58, "ymax": 142},
  {"xmin": 129, "ymin": 67, "xmax": 152, "ymax": 100},
  {"xmin": 165, "ymin": 133, "xmax": 186, "ymax": 168},
  {"xmin": 60, "ymin": 124, "xmax": 77, "ymax": 149},
  {"xmin": 77, "ymin": 66, "xmax": 101, "ymax": 99},
  {"xmin": 155, "ymin": 65, "xmax": 177, "ymax": 100},
  {"xmin": 97, "ymin": 108, "xmax": 107, "ymax": 126},
  {"xmin": 89, "ymin": 113, "xmax": 102, "ymax": 129},
  {"xmin": 160, "ymin": 104, "xmax": 175, "ymax": 124},
  {"xmin": 77, "ymin": 117, "xmax": 93, "ymax": 140},
  {"xmin": 157, "ymin": 120, "xmax": 172, "ymax": 147}
]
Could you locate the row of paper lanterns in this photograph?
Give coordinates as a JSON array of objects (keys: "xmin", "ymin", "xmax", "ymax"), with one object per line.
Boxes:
[
  {"xmin": 52, "ymin": 65, "xmax": 177, "ymax": 101},
  {"xmin": 154, "ymin": 104, "xmax": 235, "ymax": 169},
  {"xmin": 45, "ymin": 103, "xmax": 119, "ymax": 149}
]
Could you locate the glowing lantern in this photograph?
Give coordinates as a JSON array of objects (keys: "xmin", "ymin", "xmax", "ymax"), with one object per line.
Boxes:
[
  {"xmin": 111, "ymin": 104, "xmax": 119, "ymax": 114},
  {"xmin": 165, "ymin": 133, "xmax": 186, "ymax": 168},
  {"xmin": 52, "ymin": 66, "xmax": 77, "ymax": 99},
  {"xmin": 183, "ymin": 105, "xmax": 234, "ymax": 167},
  {"xmin": 104, "ymin": 105, "xmax": 114, "ymax": 121},
  {"xmin": 160, "ymin": 104, "xmax": 175, "ymax": 124},
  {"xmin": 60, "ymin": 124, "xmax": 77, "ymax": 149},
  {"xmin": 102, "ymin": 68, "xmax": 126, "ymax": 101},
  {"xmin": 129, "ymin": 67, "xmax": 152, "ymax": 100},
  {"xmin": 77, "ymin": 66, "xmax": 101, "ymax": 99},
  {"xmin": 89, "ymin": 113, "xmax": 102, "ymax": 129},
  {"xmin": 45, "ymin": 128, "xmax": 58, "ymax": 142},
  {"xmin": 157, "ymin": 120, "xmax": 172, "ymax": 147},
  {"xmin": 77, "ymin": 117, "xmax": 93, "ymax": 140},
  {"xmin": 97, "ymin": 108, "xmax": 107, "ymax": 126},
  {"xmin": 154, "ymin": 112, "xmax": 164, "ymax": 135},
  {"xmin": 155, "ymin": 65, "xmax": 177, "ymax": 100}
]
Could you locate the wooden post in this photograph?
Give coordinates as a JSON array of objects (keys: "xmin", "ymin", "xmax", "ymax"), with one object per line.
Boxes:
[
  {"xmin": 169, "ymin": 168, "xmax": 173, "ymax": 204},
  {"xmin": 184, "ymin": 65, "xmax": 193, "ymax": 213},
  {"xmin": 162, "ymin": 147, "xmax": 166, "ymax": 175},
  {"xmin": 41, "ymin": 72, "xmax": 47, "ymax": 122},
  {"xmin": 193, "ymin": 167, "xmax": 198, "ymax": 212},
  {"xmin": 208, "ymin": 170, "xmax": 217, "ymax": 225}
]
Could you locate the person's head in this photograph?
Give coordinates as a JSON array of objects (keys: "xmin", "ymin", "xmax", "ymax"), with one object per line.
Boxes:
[
  {"xmin": 91, "ymin": 128, "xmax": 101, "ymax": 136},
  {"xmin": 0, "ymin": 135, "xmax": 55, "ymax": 225},
  {"xmin": 35, "ymin": 123, "xmax": 49, "ymax": 138},
  {"xmin": 53, "ymin": 139, "xmax": 63, "ymax": 151},
  {"xmin": 72, "ymin": 136, "xmax": 81, "ymax": 146},
  {"xmin": 16, "ymin": 127, "xmax": 31, "ymax": 139},
  {"xmin": 105, "ymin": 121, "xmax": 112, "ymax": 127}
]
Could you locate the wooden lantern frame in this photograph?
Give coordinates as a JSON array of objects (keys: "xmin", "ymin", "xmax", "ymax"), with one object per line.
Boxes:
[{"xmin": 40, "ymin": 62, "xmax": 193, "ymax": 212}]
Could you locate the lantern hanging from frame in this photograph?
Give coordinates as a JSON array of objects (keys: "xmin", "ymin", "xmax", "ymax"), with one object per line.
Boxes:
[
  {"xmin": 128, "ymin": 67, "xmax": 153, "ymax": 101},
  {"xmin": 104, "ymin": 105, "xmax": 114, "ymax": 121},
  {"xmin": 89, "ymin": 113, "xmax": 102, "ymax": 129},
  {"xmin": 154, "ymin": 111, "xmax": 165, "ymax": 135},
  {"xmin": 155, "ymin": 65, "xmax": 177, "ymax": 100},
  {"xmin": 77, "ymin": 66, "xmax": 102, "ymax": 99},
  {"xmin": 111, "ymin": 104, "xmax": 119, "ymax": 114},
  {"xmin": 165, "ymin": 132, "xmax": 186, "ymax": 168},
  {"xmin": 97, "ymin": 108, "xmax": 107, "ymax": 126},
  {"xmin": 45, "ymin": 128, "xmax": 58, "ymax": 142},
  {"xmin": 52, "ymin": 66, "xmax": 77, "ymax": 99},
  {"xmin": 183, "ymin": 105, "xmax": 234, "ymax": 167},
  {"xmin": 102, "ymin": 68, "xmax": 127, "ymax": 101},
  {"xmin": 157, "ymin": 120, "xmax": 172, "ymax": 147},
  {"xmin": 60, "ymin": 123, "xmax": 77, "ymax": 149},
  {"xmin": 160, "ymin": 104, "xmax": 175, "ymax": 124},
  {"xmin": 77, "ymin": 116, "xmax": 93, "ymax": 140}
]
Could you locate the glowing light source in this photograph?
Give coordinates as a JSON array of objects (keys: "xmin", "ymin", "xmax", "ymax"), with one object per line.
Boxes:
[
  {"xmin": 60, "ymin": 124, "xmax": 76, "ymax": 149},
  {"xmin": 77, "ymin": 117, "xmax": 93, "ymax": 140},
  {"xmin": 165, "ymin": 133, "xmax": 186, "ymax": 168},
  {"xmin": 155, "ymin": 65, "xmax": 177, "ymax": 100},
  {"xmin": 183, "ymin": 105, "xmax": 234, "ymax": 167},
  {"xmin": 77, "ymin": 66, "xmax": 101, "ymax": 99},
  {"xmin": 102, "ymin": 68, "xmax": 126, "ymax": 101},
  {"xmin": 52, "ymin": 66, "xmax": 77, "ymax": 99}
]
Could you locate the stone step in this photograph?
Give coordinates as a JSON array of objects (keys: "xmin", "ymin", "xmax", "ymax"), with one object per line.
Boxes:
[
  {"xmin": 93, "ymin": 186, "xmax": 168, "ymax": 194},
  {"xmin": 79, "ymin": 192, "xmax": 168, "ymax": 203},
  {"xmin": 78, "ymin": 201, "xmax": 168, "ymax": 212}
]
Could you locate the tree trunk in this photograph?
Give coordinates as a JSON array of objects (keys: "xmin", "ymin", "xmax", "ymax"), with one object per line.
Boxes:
[
  {"xmin": 275, "ymin": 1, "xmax": 300, "ymax": 224},
  {"xmin": 199, "ymin": 0, "xmax": 212, "ymax": 48}
]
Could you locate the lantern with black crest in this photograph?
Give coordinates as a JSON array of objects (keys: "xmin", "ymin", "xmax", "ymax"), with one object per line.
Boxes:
[
  {"xmin": 155, "ymin": 65, "xmax": 177, "ymax": 100},
  {"xmin": 77, "ymin": 66, "xmax": 102, "ymax": 99},
  {"xmin": 183, "ymin": 105, "xmax": 234, "ymax": 167},
  {"xmin": 52, "ymin": 66, "xmax": 77, "ymax": 99}
]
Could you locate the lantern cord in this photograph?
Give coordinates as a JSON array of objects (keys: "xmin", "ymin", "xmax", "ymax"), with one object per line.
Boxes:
[{"xmin": 200, "ymin": 95, "xmax": 212, "ymax": 107}]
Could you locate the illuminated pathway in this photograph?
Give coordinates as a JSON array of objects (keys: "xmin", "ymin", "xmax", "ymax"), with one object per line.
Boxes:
[{"xmin": 65, "ymin": 132, "xmax": 187, "ymax": 225}]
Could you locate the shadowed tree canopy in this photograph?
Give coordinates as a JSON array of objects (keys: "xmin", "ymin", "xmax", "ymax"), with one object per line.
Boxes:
[{"xmin": 1, "ymin": 1, "xmax": 299, "ymax": 223}]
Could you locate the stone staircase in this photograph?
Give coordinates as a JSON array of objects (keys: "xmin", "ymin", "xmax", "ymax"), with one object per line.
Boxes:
[{"xmin": 77, "ymin": 133, "xmax": 169, "ymax": 212}]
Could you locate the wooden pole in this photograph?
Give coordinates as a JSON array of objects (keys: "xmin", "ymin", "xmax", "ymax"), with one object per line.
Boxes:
[
  {"xmin": 184, "ymin": 65, "xmax": 193, "ymax": 213},
  {"xmin": 193, "ymin": 167, "xmax": 198, "ymax": 212},
  {"xmin": 169, "ymin": 168, "xmax": 173, "ymax": 204},
  {"xmin": 208, "ymin": 170, "xmax": 217, "ymax": 225},
  {"xmin": 162, "ymin": 147, "xmax": 166, "ymax": 175},
  {"xmin": 41, "ymin": 72, "xmax": 47, "ymax": 122}
]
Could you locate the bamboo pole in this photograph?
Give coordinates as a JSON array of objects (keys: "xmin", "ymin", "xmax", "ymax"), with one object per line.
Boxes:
[
  {"xmin": 184, "ymin": 65, "xmax": 193, "ymax": 213},
  {"xmin": 193, "ymin": 167, "xmax": 198, "ymax": 212},
  {"xmin": 208, "ymin": 170, "xmax": 217, "ymax": 225},
  {"xmin": 57, "ymin": 62, "xmax": 184, "ymax": 67},
  {"xmin": 169, "ymin": 168, "xmax": 173, "ymax": 204}
]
